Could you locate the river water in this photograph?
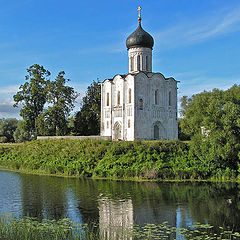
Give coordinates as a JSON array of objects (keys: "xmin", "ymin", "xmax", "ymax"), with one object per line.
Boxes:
[{"xmin": 0, "ymin": 170, "xmax": 240, "ymax": 235}]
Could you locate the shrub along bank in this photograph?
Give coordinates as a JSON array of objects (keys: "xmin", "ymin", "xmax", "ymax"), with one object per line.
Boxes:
[{"xmin": 0, "ymin": 139, "xmax": 239, "ymax": 180}]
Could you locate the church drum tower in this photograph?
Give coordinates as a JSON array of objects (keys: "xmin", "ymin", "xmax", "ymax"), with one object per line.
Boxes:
[{"xmin": 100, "ymin": 7, "xmax": 178, "ymax": 141}]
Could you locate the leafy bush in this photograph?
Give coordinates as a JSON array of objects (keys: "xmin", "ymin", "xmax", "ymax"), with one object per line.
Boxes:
[
  {"xmin": 0, "ymin": 139, "xmax": 238, "ymax": 181},
  {"xmin": 0, "ymin": 136, "xmax": 7, "ymax": 143}
]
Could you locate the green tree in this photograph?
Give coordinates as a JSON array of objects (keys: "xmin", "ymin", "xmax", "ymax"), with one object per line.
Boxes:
[
  {"xmin": 0, "ymin": 118, "xmax": 18, "ymax": 142},
  {"xmin": 73, "ymin": 81, "xmax": 101, "ymax": 135},
  {"xmin": 37, "ymin": 71, "xmax": 77, "ymax": 136},
  {"xmin": 13, "ymin": 64, "xmax": 50, "ymax": 136},
  {"xmin": 14, "ymin": 120, "xmax": 31, "ymax": 143},
  {"xmin": 180, "ymin": 85, "xmax": 240, "ymax": 174}
]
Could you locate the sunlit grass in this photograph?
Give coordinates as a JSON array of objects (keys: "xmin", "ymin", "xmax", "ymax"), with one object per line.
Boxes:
[
  {"xmin": 0, "ymin": 216, "xmax": 239, "ymax": 240},
  {"xmin": 0, "ymin": 138, "xmax": 239, "ymax": 181}
]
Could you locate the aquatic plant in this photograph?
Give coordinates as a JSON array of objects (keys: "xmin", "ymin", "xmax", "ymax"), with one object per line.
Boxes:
[{"xmin": 0, "ymin": 216, "xmax": 240, "ymax": 240}]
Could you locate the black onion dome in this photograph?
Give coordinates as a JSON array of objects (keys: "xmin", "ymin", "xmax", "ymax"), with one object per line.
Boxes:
[{"xmin": 126, "ymin": 23, "xmax": 154, "ymax": 49}]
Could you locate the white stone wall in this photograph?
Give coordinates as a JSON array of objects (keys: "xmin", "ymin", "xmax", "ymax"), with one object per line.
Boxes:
[
  {"xmin": 125, "ymin": 75, "xmax": 135, "ymax": 141},
  {"xmin": 134, "ymin": 73, "xmax": 151, "ymax": 140},
  {"xmin": 128, "ymin": 47, "xmax": 152, "ymax": 73},
  {"xmin": 112, "ymin": 75, "xmax": 124, "ymax": 140},
  {"xmin": 101, "ymin": 72, "xmax": 178, "ymax": 141},
  {"xmin": 101, "ymin": 80, "xmax": 112, "ymax": 137},
  {"xmin": 101, "ymin": 75, "xmax": 135, "ymax": 141},
  {"xmin": 167, "ymin": 78, "xmax": 178, "ymax": 139},
  {"xmin": 134, "ymin": 72, "xmax": 178, "ymax": 140}
]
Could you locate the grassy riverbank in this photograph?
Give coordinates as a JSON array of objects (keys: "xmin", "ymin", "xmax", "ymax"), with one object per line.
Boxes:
[
  {"xmin": 0, "ymin": 139, "xmax": 239, "ymax": 181},
  {"xmin": 0, "ymin": 216, "xmax": 240, "ymax": 240}
]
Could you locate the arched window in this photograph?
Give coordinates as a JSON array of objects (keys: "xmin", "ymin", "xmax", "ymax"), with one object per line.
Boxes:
[
  {"xmin": 129, "ymin": 88, "xmax": 132, "ymax": 104},
  {"xmin": 130, "ymin": 57, "xmax": 134, "ymax": 72},
  {"xmin": 137, "ymin": 55, "xmax": 140, "ymax": 71},
  {"xmin": 117, "ymin": 91, "xmax": 120, "ymax": 105},
  {"xmin": 139, "ymin": 99, "xmax": 143, "ymax": 110},
  {"xmin": 155, "ymin": 89, "xmax": 159, "ymax": 105},
  {"xmin": 106, "ymin": 93, "xmax": 109, "ymax": 106},
  {"xmin": 146, "ymin": 56, "xmax": 148, "ymax": 71},
  {"xmin": 169, "ymin": 91, "xmax": 172, "ymax": 106},
  {"xmin": 128, "ymin": 119, "xmax": 131, "ymax": 128},
  {"xmin": 154, "ymin": 125, "xmax": 159, "ymax": 139}
]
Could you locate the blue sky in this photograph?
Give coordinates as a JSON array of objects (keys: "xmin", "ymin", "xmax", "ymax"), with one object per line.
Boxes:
[{"xmin": 0, "ymin": 0, "xmax": 240, "ymax": 118}]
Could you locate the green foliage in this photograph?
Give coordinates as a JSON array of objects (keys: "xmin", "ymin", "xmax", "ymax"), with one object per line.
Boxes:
[
  {"xmin": 0, "ymin": 136, "xmax": 7, "ymax": 143},
  {"xmin": 37, "ymin": 71, "xmax": 77, "ymax": 136},
  {"xmin": 178, "ymin": 119, "xmax": 191, "ymax": 141},
  {"xmin": 180, "ymin": 85, "xmax": 240, "ymax": 176},
  {"xmin": 13, "ymin": 120, "xmax": 31, "ymax": 143},
  {"xmin": 73, "ymin": 81, "xmax": 101, "ymax": 136},
  {"xmin": 14, "ymin": 65, "xmax": 77, "ymax": 137},
  {"xmin": 0, "ymin": 118, "xmax": 18, "ymax": 142},
  {"xmin": 0, "ymin": 139, "xmax": 206, "ymax": 180},
  {"xmin": 13, "ymin": 64, "xmax": 50, "ymax": 136},
  {"xmin": 1, "ymin": 137, "xmax": 239, "ymax": 180},
  {"xmin": 0, "ymin": 217, "xmax": 86, "ymax": 240},
  {"xmin": 0, "ymin": 216, "xmax": 239, "ymax": 240}
]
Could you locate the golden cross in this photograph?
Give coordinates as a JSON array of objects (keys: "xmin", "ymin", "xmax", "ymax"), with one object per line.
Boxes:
[{"xmin": 137, "ymin": 6, "xmax": 142, "ymax": 23}]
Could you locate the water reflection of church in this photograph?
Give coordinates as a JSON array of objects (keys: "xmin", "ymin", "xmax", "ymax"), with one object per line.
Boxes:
[
  {"xmin": 99, "ymin": 198, "xmax": 134, "ymax": 239},
  {"xmin": 98, "ymin": 196, "xmax": 195, "ymax": 240}
]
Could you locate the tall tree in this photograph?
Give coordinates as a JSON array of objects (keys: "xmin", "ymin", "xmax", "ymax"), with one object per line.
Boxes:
[
  {"xmin": 13, "ymin": 64, "xmax": 50, "ymax": 136},
  {"xmin": 73, "ymin": 81, "xmax": 101, "ymax": 136},
  {"xmin": 37, "ymin": 71, "xmax": 77, "ymax": 136}
]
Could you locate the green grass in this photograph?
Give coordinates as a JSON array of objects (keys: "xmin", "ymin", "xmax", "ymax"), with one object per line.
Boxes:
[{"xmin": 0, "ymin": 216, "xmax": 239, "ymax": 240}]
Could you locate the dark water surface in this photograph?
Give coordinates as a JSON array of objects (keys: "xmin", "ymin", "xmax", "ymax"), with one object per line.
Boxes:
[{"xmin": 0, "ymin": 170, "xmax": 240, "ymax": 232}]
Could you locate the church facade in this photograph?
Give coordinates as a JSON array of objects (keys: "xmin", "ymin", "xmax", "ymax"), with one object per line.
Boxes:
[{"xmin": 100, "ymin": 8, "xmax": 178, "ymax": 141}]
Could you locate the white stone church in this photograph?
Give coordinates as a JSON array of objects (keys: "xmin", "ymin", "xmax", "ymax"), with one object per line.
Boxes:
[{"xmin": 100, "ymin": 8, "xmax": 178, "ymax": 141}]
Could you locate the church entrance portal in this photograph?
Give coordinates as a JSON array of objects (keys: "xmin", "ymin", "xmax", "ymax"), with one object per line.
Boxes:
[{"xmin": 113, "ymin": 122, "xmax": 122, "ymax": 141}]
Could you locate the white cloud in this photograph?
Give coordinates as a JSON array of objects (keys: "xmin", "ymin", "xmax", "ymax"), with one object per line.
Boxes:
[
  {"xmin": 69, "ymin": 82, "xmax": 89, "ymax": 113},
  {"xmin": 154, "ymin": 6, "xmax": 240, "ymax": 50},
  {"xmin": 178, "ymin": 76, "xmax": 239, "ymax": 97},
  {"xmin": 0, "ymin": 85, "xmax": 19, "ymax": 95},
  {"xmin": 0, "ymin": 81, "xmax": 88, "ymax": 117},
  {"xmin": 0, "ymin": 97, "xmax": 20, "ymax": 118}
]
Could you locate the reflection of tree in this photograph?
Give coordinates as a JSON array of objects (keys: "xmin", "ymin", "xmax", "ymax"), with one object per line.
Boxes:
[
  {"xmin": 21, "ymin": 175, "xmax": 43, "ymax": 219},
  {"xmin": 41, "ymin": 176, "xmax": 67, "ymax": 220},
  {"xmin": 70, "ymin": 178, "xmax": 100, "ymax": 224},
  {"xmin": 20, "ymin": 174, "xmax": 67, "ymax": 220},
  {"xmin": 184, "ymin": 183, "xmax": 240, "ymax": 231},
  {"xmin": 145, "ymin": 182, "xmax": 240, "ymax": 231}
]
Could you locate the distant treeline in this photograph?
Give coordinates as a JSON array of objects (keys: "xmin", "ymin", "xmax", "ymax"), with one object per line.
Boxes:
[{"xmin": 0, "ymin": 138, "xmax": 239, "ymax": 181}]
